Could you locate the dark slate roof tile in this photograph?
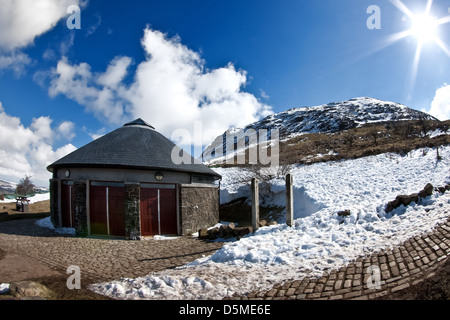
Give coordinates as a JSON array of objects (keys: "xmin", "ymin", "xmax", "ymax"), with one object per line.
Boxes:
[{"xmin": 47, "ymin": 119, "xmax": 221, "ymax": 179}]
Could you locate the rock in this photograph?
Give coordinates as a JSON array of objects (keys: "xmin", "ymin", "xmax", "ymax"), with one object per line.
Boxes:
[
  {"xmin": 438, "ymin": 186, "xmax": 446, "ymax": 194},
  {"xmin": 259, "ymin": 220, "xmax": 268, "ymax": 227},
  {"xmin": 207, "ymin": 227, "xmax": 220, "ymax": 240},
  {"xmin": 396, "ymin": 195, "xmax": 411, "ymax": 206},
  {"xmin": 9, "ymin": 281, "xmax": 50, "ymax": 299},
  {"xmin": 446, "ymin": 184, "xmax": 450, "ymax": 191},
  {"xmin": 419, "ymin": 183, "xmax": 434, "ymax": 198},
  {"xmin": 409, "ymin": 193, "xmax": 419, "ymax": 203},
  {"xmin": 233, "ymin": 226, "xmax": 253, "ymax": 239},
  {"xmin": 337, "ymin": 210, "xmax": 351, "ymax": 217},
  {"xmin": 385, "ymin": 199, "xmax": 400, "ymax": 213},
  {"xmin": 198, "ymin": 228, "xmax": 209, "ymax": 239}
]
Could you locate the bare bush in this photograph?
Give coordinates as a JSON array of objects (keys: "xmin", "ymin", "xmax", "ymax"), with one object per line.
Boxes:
[{"xmin": 15, "ymin": 175, "xmax": 35, "ymax": 196}]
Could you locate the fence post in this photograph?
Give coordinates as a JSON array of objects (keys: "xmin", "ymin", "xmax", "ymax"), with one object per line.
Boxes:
[
  {"xmin": 251, "ymin": 178, "xmax": 259, "ymax": 232},
  {"xmin": 286, "ymin": 174, "xmax": 294, "ymax": 227}
]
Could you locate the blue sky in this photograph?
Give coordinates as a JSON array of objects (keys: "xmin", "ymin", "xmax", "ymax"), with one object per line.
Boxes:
[{"xmin": 0, "ymin": 0, "xmax": 449, "ymax": 186}]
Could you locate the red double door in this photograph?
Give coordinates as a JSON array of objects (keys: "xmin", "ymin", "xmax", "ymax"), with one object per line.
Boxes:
[
  {"xmin": 89, "ymin": 184, "xmax": 125, "ymax": 237},
  {"xmin": 140, "ymin": 185, "xmax": 177, "ymax": 236}
]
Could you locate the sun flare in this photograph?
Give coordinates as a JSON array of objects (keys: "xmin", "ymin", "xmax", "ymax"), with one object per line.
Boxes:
[{"xmin": 410, "ymin": 14, "xmax": 438, "ymax": 43}]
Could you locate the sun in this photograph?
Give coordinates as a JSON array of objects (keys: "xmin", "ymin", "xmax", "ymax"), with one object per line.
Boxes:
[
  {"xmin": 410, "ymin": 13, "xmax": 439, "ymax": 43},
  {"xmin": 384, "ymin": 0, "xmax": 450, "ymax": 99}
]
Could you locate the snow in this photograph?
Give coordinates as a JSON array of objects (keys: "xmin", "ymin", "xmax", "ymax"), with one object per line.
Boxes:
[
  {"xmin": 427, "ymin": 128, "xmax": 450, "ymax": 139},
  {"xmin": 35, "ymin": 217, "xmax": 75, "ymax": 235},
  {"xmin": 152, "ymin": 235, "xmax": 181, "ymax": 241},
  {"xmin": 91, "ymin": 146, "xmax": 450, "ymax": 300},
  {"xmin": 0, "ymin": 283, "xmax": 9, "ymax": 295},
  {"xmin": 27, "ymin": 193, "xmax": 50, "ymax": 204},
  {"xmin": 0, "ymin": 192, "xmax": 50, "ymax": 204},
  {"xmin": 202, "ymin": 97, "xmax": 436, "ymax": 164}
]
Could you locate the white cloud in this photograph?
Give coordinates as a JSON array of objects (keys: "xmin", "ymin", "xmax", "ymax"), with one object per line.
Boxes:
[
  {"xmin": 0, "ymin": 0, "xmax": 85, "ymax": 76},
  {"xmin": 429, "ymin": 84, "xmax": 450, "ymax": 121},
  {"xmin": 49, "ymin": 57, "xmax": 129, "ymax": 124},
  {"xmin": 48, "ymin": 27, "xmax": 273, "ymax": 147},
  {"xmin": 57, "ymin": 121, "xmax": 76, "ymax": 141},
  {"xmin": 0, "ymin": 102, "xmax": 76, "ymax": 186},
  {"xmin": 30, "ymin": 116, "xmax": 54, "ymax": 143},
  {"xmin": 0, "ymin": 51, "xmax": 32, "ymax": 76},
  {"xmin": 96, "ymin": 56, "xmax": 132, "ymax": 89},
  {"xmin": 0, "ymin": 0, "xmax": 83, "ymax": 51},
  {"xmin": 85, "ymin": 13, "xmax": 101, "ymax": 37}
]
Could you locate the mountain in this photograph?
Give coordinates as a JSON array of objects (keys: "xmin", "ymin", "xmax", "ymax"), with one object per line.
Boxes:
[
  {"xmin": 0, "ymin": 179, "xmax": 49, "ymax": 195},
  {"xmin": 0, "ymin": 180, "xmax": 17, "ymax": 194},
  {"xmin": 202, "ymin": 97, "xmax": 438, "ymax": 164}
]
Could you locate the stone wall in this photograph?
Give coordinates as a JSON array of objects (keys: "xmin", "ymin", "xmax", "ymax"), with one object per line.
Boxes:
[
  {"xmin": 49, "ymin": 179, "xmax": 59, "ymax": 228},
  {"xmin": 73, "ymin": 181, "xmax": 88, "ymax": 236},
  {"xmin": 125, "ymin": 184, "xmax": 141, "ymax": 240},
  {"xmin": 179, "ymin": 185, "xmax": 219, "ymax": 236}
]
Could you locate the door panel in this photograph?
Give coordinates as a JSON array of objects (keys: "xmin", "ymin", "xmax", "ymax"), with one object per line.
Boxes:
[
  {"xmin": 140, "ymin": 188, "xmax": 159, "ymax": 236},
  {"xmin": 108, "ymin": 187, "xmax": 125, "ymax": 237},
  {"xmin": 159, "ymin": 188, "xmax": 177, "ymax": 235},
  {"xmin": 140, "ymin": 186, "xmax": 177, "ymax": 236},
  {"xmin": 90, "ymin": 186, "xmax": 107, "ymax": 235}
]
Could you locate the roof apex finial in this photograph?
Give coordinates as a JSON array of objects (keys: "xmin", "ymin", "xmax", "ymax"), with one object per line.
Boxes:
[{"xmin": 123, "ymin": 118, "xmax": 155, "ymax": 129}]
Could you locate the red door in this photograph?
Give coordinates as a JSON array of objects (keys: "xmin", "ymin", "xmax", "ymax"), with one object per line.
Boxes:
[
  {"xmin": 140, "ymin": 185, "xmax": 177, "ymax": 236},
  {"xmin": 159, "ymin": 188, "xmax": 177, "ymax": 235},
  {"xmin": 108, "ymin": 187, "xmax": 125, "ymax": 237},
  {"xmin": 61, "ymin": 184, "xmax": 73, "ymax": 228},
  {"xmin": 90, "ymin": 186, "xmax": 107, "ymax": 235},
  {"xmin": 140, "ymin": 188, "xmax": 159, "ymax": 236}
]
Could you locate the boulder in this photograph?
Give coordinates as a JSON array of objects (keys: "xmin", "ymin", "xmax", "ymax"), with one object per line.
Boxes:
[
  {"xmin": 385, "ymin": 199, "xmax": 400, "ymax": 213},
  {"xmin": 207, "ymin": 227, "xmax": 220, "ymax": 240},
  {"xmin": 233, "ymin": 226, "xmax": 253, "ymax": 239},
  {"xmin": 438, "ymin": 186, "xmax": 446, "ymax": 194},
  {"xmin": 337, "ymin": 210, "xmax": 351, "ymax": 217},
  {"xmin": 9, "ymin": 281, "xmax": 50, "ymax": 299},
  {"xmin": 396, "ymin": 195, "xmax": 411, "ymax": 206},
  {"xmin": 445, "ymin": 184, "xmax": 450, "ymax": 191},
  {"xmin": 419, "ymin": 183, "xmax": 434, "ymax": 198},
  {"xmin": 198, "ymin": 228, "xmax": 209, "ymax": 239},
  {"xmin": 409, "ymin": 193, "xmax": 419, "ymax": 203}
]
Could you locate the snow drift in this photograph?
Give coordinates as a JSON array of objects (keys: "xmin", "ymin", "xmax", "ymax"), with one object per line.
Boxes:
[{"xmin": 90, "ymin": 146, "xmax": 450, "ymax": 300}]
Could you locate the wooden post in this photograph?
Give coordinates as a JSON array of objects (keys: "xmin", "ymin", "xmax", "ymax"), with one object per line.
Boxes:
[
  {"xmin": 286, "ymin": 174, "xmax": 294, "ymax": 227},
  {"xmin": 251, "ymin": 178, "xmax": 259, "ymax": 232}
]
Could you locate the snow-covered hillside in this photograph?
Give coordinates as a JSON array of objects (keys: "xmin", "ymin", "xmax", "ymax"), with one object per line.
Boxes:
[
  {"xmin": 90, "ymin": 145, "xmax": 450, "ymax": 300},
  {"xmin": 202, "ymin": 97, "xmax": 437, "ymax": 164},
  {"xmin": 0, "ymin": 179, "xmax": 17, "ymax": 194}
]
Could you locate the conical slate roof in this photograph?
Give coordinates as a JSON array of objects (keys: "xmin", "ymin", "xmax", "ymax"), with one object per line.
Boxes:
[{"xmin": 47, "ymin": 119, "xmax": 221, "ymax": 179}]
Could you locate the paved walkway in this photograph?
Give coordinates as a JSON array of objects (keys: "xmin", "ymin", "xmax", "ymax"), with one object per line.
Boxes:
[
  {"xmin": 235, "ymin": 217, "xmax": 450, "ymax": 300},
  {"xmin": 1, "ymin": 216, "xmax": 449, "ymax": 300},
  {"xmin": 0, "ymin": 218, "xmax": 224, "ymax": 284}
]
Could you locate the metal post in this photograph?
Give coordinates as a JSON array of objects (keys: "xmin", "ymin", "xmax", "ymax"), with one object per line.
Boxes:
[
  {"xmin": 251, "ymin": 178, "xmax": 259, "ymax": 232},
  {"xmin": 286, "ymin": 174, "xmax": 294, "ymax": 227}
]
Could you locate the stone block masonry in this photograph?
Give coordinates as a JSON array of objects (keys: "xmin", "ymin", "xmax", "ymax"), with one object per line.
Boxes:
[
  {"xmin": 231, "ymin": 217, "xmax": 450, "ymax": 301},
  {"xmin": 49, "ymin": 179, "xmax": 59, "ymax": 228},
  {"xmin": 179, "ymin": 185, "xmax": 219, "ymax": 236},
  {"xmin": 73, "ymin": 181, "xmax": 88, "ymax": 237},
  {"xmin": 125, "ymin": 184, "xmax": 141, "ymax": 240}
]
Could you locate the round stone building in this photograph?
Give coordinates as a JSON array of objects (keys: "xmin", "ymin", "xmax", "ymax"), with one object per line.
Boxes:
[{"xmin": 47, "ymin": 119, "xmax": 221, "ymax": 239}]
